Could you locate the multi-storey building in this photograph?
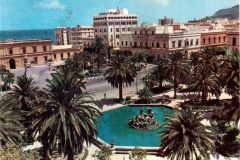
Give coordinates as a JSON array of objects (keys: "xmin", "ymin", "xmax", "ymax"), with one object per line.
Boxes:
[
  {"xmin": 158, "ymin": 16, "xmax": 174, "ymax": 26},
  {"xmin": 0, "ymin": 39, "xmax": 79, "ymax": 69},
  {"xmin": 119, "ymin": 23, "xmax": 229, "ymax": 59},
  {"xmin": 54, "ymin": 25, "xmax": 94, "ymax": 48},
  {"xmin": 93, "ymin": 8, "xmax": 138, "ymax": 47},
  {"xmin": 227, "ymin": 30, "xmax": 239, "ymax": 52}
]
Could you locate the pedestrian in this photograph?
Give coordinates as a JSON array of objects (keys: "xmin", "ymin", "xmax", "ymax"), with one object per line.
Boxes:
[{"xmin": 104, "ymin": 93, "xmax": 106, "ymax": 99}]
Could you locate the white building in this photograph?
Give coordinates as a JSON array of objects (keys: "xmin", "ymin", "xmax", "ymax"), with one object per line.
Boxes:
[
  {"xmin": 54, "ymin": 25, "xmax": 94, "ymax": 49},
  {"xmin": 93, "ymin": 8, "xmax": 138, "ymax": 47}
]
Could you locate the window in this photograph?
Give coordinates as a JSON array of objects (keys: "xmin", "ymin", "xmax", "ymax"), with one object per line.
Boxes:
[
  {"xmin": 163, "ymin": 43, "xmax": 166, "ymax": 48},
  {"xmin": 9, "ymin": 48, "xmax": 13, "ymax": 55},
  {"xmin": 178, "ymin": 40, "xmax": 182, "ymax": 48},
  {"xmin": 126, "ymin": 41, "xmax": 128, "ymax": 46},
  {"xmin": 135, "ymin": 31, "xmax": 137, "ymax": 35},
  {"xmin": 43, "ymin": 46, "xmax": 47, "ymax": 52},
  {"xmin": 140, "ymin": 42, "xmax": 142, "ymax": 47},
  {"xmin": 34, "ymin": 57, "xmax": 38, "ymax": 63},
  {"xmin": 152, "ymin": 42, "xmax": 154, "ymax": 48},
  {"xmin": 152, "ymin": 31, "xmax": 154, "ymax": 35},
  {"xmin": 218, "ymin": 37, "xmax": 221, "ymax": 43},
  {"xmin": 214, "ymin": 37, "xmax": 216, "ymax": 44},
  {"xmin": 116, "ymin": 28, "xmax": 119, "ymax": 32},
  {"xmin": 172, "ymin": 41, "xmax": 175, "ymax": 48},
  {"xmin": 140, "ymin": 31, "xmax": 142, "ymax": 35},
  {"xmin": 100, "ymin": 29, "xmax": 102, "ymax": 32},
  {"xmin": 157, "ymin": 43, "xmax": 160, "ymax": 48},
  {"xmin": 128, "ymin": 27, "xmax": 131, "ymax": 31},
  {"xmin": 233, "ymin": 38, "xmax": 236, "ymax": 46},
  {"xmin": 121, "ymin": 41, "xmax": 123, "ymax": 46},
  {"xmin": 104, "ymin": 29, "xmax": 106, "ymax": 32},
  {"xmin": 33, "ymin": 46, "xmax": 37, "ymax": 52},
  {"xmin": 145, "ymin": 42, "xmax": 148, "ymax": 48},
  {"xmin": 22, "ymin": 47, "xmax": 26, "ymax": 53},
  {"xmin": 130, "ymin": 41, "xmax": 132, "ymax": 46},
  {"xmin": 223, "ymin": 36, "xmax": 226, "ymax": 42},
  {"xmin": 104, "ymin": 35, "xmax": 107, "ymax": 39},
  {"xmin": 185, "ymin": 41, "xmax": 189, "ymax": 46},
  {"xmin": 116, "ymin": 35, "xmax": 119, "ymax": 38},
  {"xmin": 68, "ymin": 53, "xmax": 70, "ymax": 58},
  {"xmin": 203, "ymin": 38, "xmax": 205, "ymax": 44},
  {"xmin": 110, "ymin": 28, "xmax": 112, "ymax": 32},
  {"xmin": 195, "ymin": 39, "xmax": 199, "ymax": 46},
  {"xmin": 134, "ymin": 42, "xmax": 137, "ymax": 47},
  {"xmin": 95, "ymin": 29, "xmax": 97, "ymax": 32},
  {"xmin": 208, "ymin": 38, "xmax": 211, "ymax": 44},
  {"xmin": 44, "ymin": 56, "xmax": 48, "ymax": 62},
  {"xmin": 61, "ymin": 54, "xmax": 63, "ymax": 59},
  {"xmin": 54, "ymin": 54, "xmax": 56, "ymax": 60},
  {"xmin": 122, "ymin": 28, "xmax": 125, "ymax": 32},
  {"xmin": 190, "ymin": 40, "xmax": 193, "ymax": 46},
  {"xmin": 117, "ymin": 42, "xmax": 119, "ymax": 46}
]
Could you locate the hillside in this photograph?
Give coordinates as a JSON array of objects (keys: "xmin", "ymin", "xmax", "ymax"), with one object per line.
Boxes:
[{"xmin": 211, "ymin": 5, "xmax": 239, "ymax": 20}]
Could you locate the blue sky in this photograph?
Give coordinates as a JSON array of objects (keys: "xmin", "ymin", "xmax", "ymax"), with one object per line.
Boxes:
[{"xmin": 0, "ymin": 0, "xmax": 238, "ymax": 30}]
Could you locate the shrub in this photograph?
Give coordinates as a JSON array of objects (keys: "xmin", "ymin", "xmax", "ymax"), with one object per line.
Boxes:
[
  {"xmin": 131, "ymin": 147, "xmax": 147, "ymax": 160},
  {"xmin": 126, "ymin": 96, "xmax": 131, "ymax": 101},
  {"xmin": 92, "ymin": 144, "xmax": 112, "ymax": 160}
]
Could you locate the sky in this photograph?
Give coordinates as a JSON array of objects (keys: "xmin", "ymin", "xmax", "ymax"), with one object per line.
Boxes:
[{"xmin": 0, "ymin": 0, "xmax": 238, "ymax": 30}]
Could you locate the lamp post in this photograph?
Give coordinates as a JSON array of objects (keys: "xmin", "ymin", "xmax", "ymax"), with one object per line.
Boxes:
[{"xmin": 136, "ymin": 76, "xmax": 139, "ymax": 93}]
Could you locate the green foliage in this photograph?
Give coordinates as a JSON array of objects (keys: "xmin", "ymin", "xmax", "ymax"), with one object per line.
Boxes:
[
  {"xmin": 92, "ymin": 144, "xmax": 112, "ymax": 160},
  {"xmin": 104, "ymin": 52, "xmax": 137, "ymax": 100},
  {"xmin": 138, "ymin": 87, "xmax": 153, "ymax": 104},
  {"xmin": 134, "ymin": 49, "xmax": 148, "ymax": 63},
  {"xmin": 28, "ymin": 66, "xmax": 103, "ymax": 159},
  {"xmin": 0, "ymin": 100, "xmax": 23, "ymax": 147},
  {"xmin": 131, "ymin": 147, "xmax": 147, "ymax": 160},
  {"xmin": 159, "ymin": 107, "xmax": 215, "ymax": 160},
  {"xmin": 210, "ymin": 115, "xmax": 240, "ymax": 157},
  {"xmin": 0, "ymin": 144, "xmax": 41, "ymax": 160},
  {"xmin": 126, "ymin": 96, "xmax": 131, "ymax": 101}
]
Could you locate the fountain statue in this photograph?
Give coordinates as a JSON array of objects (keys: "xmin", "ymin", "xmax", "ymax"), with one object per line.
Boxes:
[{"xmin": 126, "ymin": 107, "xmax": 160, "ymax": 130}]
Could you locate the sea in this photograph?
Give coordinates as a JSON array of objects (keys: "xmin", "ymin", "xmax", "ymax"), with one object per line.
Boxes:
[{"xmin": 0, "ymin": 29, "xmax": 56, "ymax": 44}]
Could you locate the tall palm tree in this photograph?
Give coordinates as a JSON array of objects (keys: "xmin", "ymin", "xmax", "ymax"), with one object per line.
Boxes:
[
  {"xmin": 163, "ymin": 52, "xmax": 191, "ymax": 99},
  {"xmin": 2, "ymin": 70, "xmax": 15, "ymax": 91},
  {"xmin": 0, "ymin": 64, "xmax": 7, "ymax": 92},
  {"xmin": 106, "ymin": 45, "xmax": 114, "ymax": 64},
  {"xmin": 134, "ymin": 49, "xmax": 148, "ymax": 67},
  {"xmin": 104, "ymin": 52, "xmax": 137, "ymax": 100},
  {"xmin": 0, "ymin": 99, "xmax": 23, "ymax": 148},
  {"xmin": 65, "ymin": 52, "xmax": 84, "ymax": 72},
  {"xmin": 2, "ymin": 75, "xmax": 40, "ymax": 111},
  {"xmin": 80, "ymin": 51, "xmax": 91, "ymax": 71},
  {"xmin": 188, "ymin": 64, "xmax": 221, "ymax": 105},
  {"xmin": 219, "ymin": 49, "xmax": 240, "ymax": 100},
  {"xmin": 159, "ymin": 108, "xmax": 215, "ymax": 160},
  {"xmin": 150, "ymin": 59, "xmax": 171, "ymax": 89},
  {"xmin": 28, "ymin": 66, "xmax": 102, "ymax": 160},
  {"xmin": 92, "ymin": 37, "xmax": 107, "ymax": 69}
]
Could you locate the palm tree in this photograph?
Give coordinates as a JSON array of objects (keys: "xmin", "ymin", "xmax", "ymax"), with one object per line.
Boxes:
[
  {"xmin": 138, "ymin": 86, "xmax": 153, "ymax": 104},
  {"xmin": 188, "ymin": 64, "xmax": 221, "ymax": 105},
  {"xmin": 28, "ymin": 66, "xmax": 102, "ymax": 160},
  {"xmin": 2, "ymin": 75, "xmax": 40, "ymax": 111},
  {"xmin": 92, "ymin": 37, "xmax": 107, "ymax": 69},
  {"xmin": 2, "ymin": 70, "xmax": 15, "ymax": 92},
  {"xmin": 219, "ymin": 49, "xmax": 240, "ymax": 100},
  {"xmin": 0, "ymin": 99, "xmax": 23, "ymax": 148},
  {"xmin": 104, "ymin": 52, "xmax": 137, "ymax": 100},
  {"xmin": 159, "ymin": 108, "xmax": 215, "ymax": 160},
  {"xmin": 106, "ymin": 45, "xmax": 114, "ymax": 63},
  {"xmin": 65, "ymin": 52, "xmax": 83, "ymax": 72},
  {"xmin": 163, "ymin": 52, "xmax": 191, "ymax": 99},
  {"xmin": 150, "ymin": 59, "xmax": 171, "ymax": 89},
  {"xmin": 0, "ymin": 64, "xmax": 7, "ymax": 92},
  {"xmin": 80, "ymin": 51, "xmax": 91, "ymax": 71},
  {"xmin": 134, "ymin": 49, "xmax": 148, "ymax": 67}
]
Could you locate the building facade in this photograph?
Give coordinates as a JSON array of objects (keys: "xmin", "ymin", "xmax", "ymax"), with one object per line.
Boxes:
[
  {"xmin": 93, "ymin": 8, "xmax": 138, "ymax": 47},
  {"xmin": 0, "ymin": 39, "xmax": 80, "ymax": 69},
  {"xmin": 201, "ymin": 31, "xmax": 227, "ymax": 48},
  {"xmin": 54, "ymin": 25, "xmax": 94, "ymax": 48},
  {"xmin": 227, "ymin": 31, "xmax": 239, "ymax": 52},
  {"xmin": 158, "ymin": 16, "xmax": 174, "ymax": 26}
]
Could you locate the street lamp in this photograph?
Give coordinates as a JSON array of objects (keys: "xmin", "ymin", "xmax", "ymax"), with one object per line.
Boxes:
[{"xmin": 136, "ymin": 76, "xmax": 139, "ymax": 93}]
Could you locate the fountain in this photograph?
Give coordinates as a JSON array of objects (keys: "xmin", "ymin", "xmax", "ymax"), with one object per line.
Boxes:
[{"xmin": 126, "ymin": 107, "xmax": 160, "ymax": 130}]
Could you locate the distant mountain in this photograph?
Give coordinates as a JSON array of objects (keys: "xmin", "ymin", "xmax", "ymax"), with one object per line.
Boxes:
[{"xmin": 211, "ymin": 5, "xmax": 239, "ymax": 20}]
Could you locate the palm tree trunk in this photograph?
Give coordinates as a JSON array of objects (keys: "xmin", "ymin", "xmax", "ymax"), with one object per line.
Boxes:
[
  {"xmin": 119, "ymin": 79, "xmax": 123, "ymax": 100},
  {"xmin": 174, "ymin": 76, "xmax": 177, "ymax": 99},
  {"xmin": 67, "ymin": 140, "xmax": 74, "ymax": 160},
  {"xmin": 202, "ymin": 88, "xmax": 207, "ymax": 105},
  {"xmin": 42, "ymin": 136, "xmax": 51, "ymax": 160},
  {"xmin": 158, "ymin": 77, "xmax": 162, "ymax": 89}
]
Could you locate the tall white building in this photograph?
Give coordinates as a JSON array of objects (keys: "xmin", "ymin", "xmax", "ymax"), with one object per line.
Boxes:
[
  {"xmin": 93, "ymin": 8, "xmax": 138, "ymax": 47},
  {"xmin": 54, "ymin": 25, "xmax": 94, "ymax": 49}
]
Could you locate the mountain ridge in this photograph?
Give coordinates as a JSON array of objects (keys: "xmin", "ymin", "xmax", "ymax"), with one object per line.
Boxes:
[{"xmin": 211, "ymin": 5, "xmax": 239, "ymax": 20}]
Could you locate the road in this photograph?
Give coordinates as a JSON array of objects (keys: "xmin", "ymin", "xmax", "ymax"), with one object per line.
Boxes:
[{"xmin": 9, "ymin": 63, "xmax": 155, "ymax": 100}]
